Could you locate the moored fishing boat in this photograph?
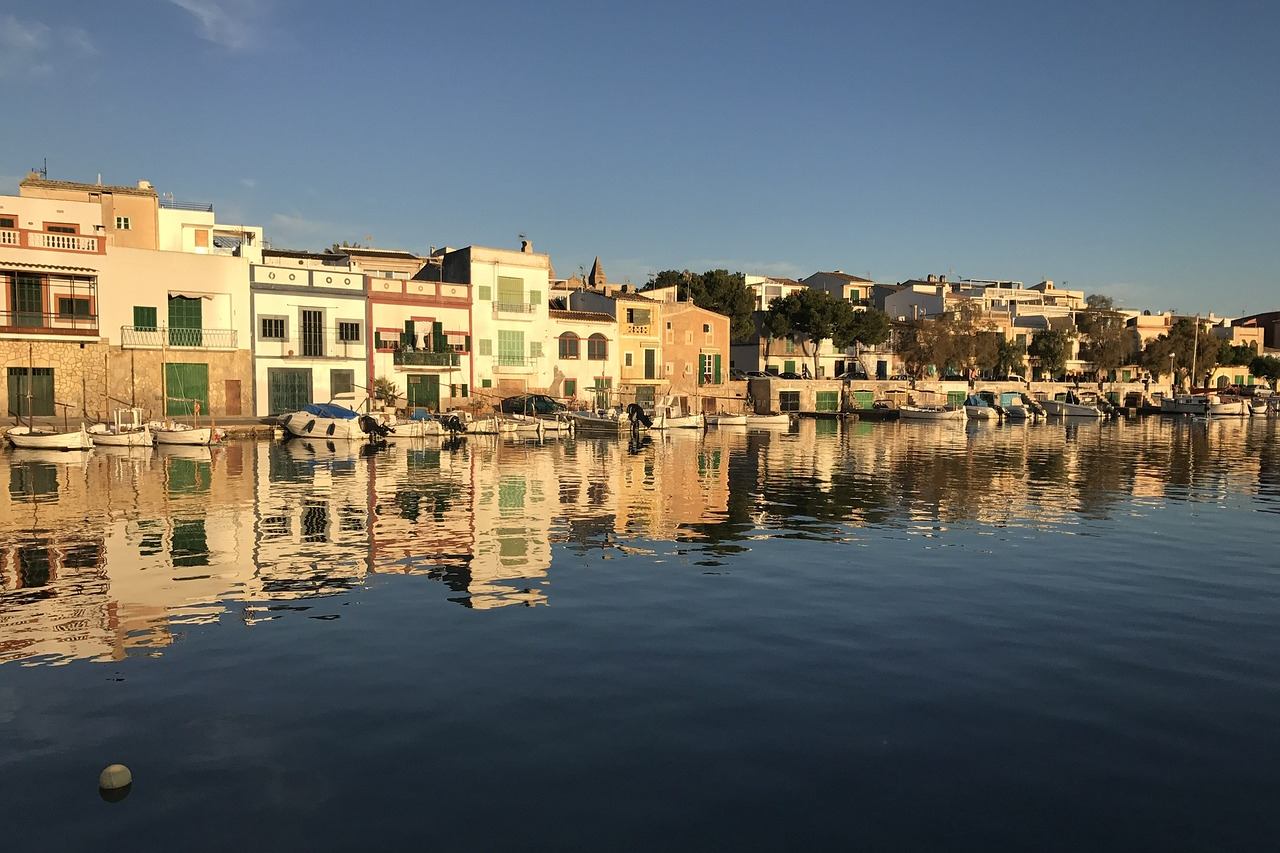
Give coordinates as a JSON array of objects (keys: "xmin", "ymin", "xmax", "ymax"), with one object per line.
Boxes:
[
  {"xmin": 1042, "ymin": 391, "xmax": 1106, "ymax": 418},
  {"xmin": 650, "ymin": 395, "xmax": 705, "ymax": 430},
  {"xmin": 964, "ymin": 394, "xmax": 999, "ymax": 420},
  {"xmin": 89, "ymin": 408, "xmax": 153, "ymax": 447},
  {"xmin": 1206, "ymin": 394, "xmax": 1247, "ymax": 417},
  {"xmin": 152, "ymin": 422, "xmax": 225, "ymax": 446},
  {"xmin": 5, "ymin": 424, "xmax": 93, "ymax": 451},
  {"xmin": 745, "ymin": 413, "xmax": 792, "ymax": 427},
  {"xmin": 706, "ymin": 412, "xmax": 748, "ymax": 426},
  {"xmin": 899, "ymin": 405, "xmax": 965, "ymax": 421}
]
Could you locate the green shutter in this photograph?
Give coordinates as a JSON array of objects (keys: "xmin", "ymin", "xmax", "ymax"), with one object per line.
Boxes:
[
  {"xmin": 816, "ymin": 391, "xmax": 838, "ymax": 412},
  {"xmin": 478, "ymin": 339, "xmax": 492, "ymax": 356},
  {"xmin": 7, "ymin": 367, "xmax": 54, "ymax": 416},
  {"xmin": 528, "ymin": 290, "xmax": 541, "ymax": 305},
  {"xmin": 498, "ymin": 330, "xmax": 525, "ymax": 365},
  {"xmin": 713, "ymin": 354, "xmax": 721, "ymax": 384},
  {"xmin": 134, "ymin": 305, "xmax": 157, "ymax": 330},
  {"xmin": 478, "ymin": 285, "xmax": 491, "ymax": 301},
  {"xmin": 564, "ymin": 379, "xmax": 576, "ymax": 397},
  {"xmin": 267, "ymin": 368, "xmax": 312, "ymax": 415},
  {"xmin": 497, "ymin": 276, "xmax": 523, "ymax": 305},
  {"xmin": 698, "ymin": 354, "xmax": 707, "ymax": 386},
  {"xmin": 432, "ymin": 321, "xmax": 445, "ymax": 352},
  {"xmin": 167, "ymin": 296, "xmax": 203, "ymax": 347},
  {"xmin": 784, "ymin": 360, "xmax": 796, "ymax": 374}
]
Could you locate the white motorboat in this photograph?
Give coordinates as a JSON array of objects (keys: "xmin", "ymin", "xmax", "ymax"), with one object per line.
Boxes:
[
  {"xmin": 536, "ymin": 415, "xmax": 576, "ymax": 434},
  {"xmin": 964, "ymin": 394, "xmax": 998, "ymax": 420},
  {"xmin": 390, "ymin": 411, "xmax": 467, "ymax": 438},
  {"xmin": 89, "ymin": 408, "xmax": 153, "ymax": 447},
  {"xmin": 899, "ymin": 405, "xmax": 965, "ymax": 421},
  {"xmin": 707, "ymin": 413, "xmax": 748, "ymax": 426},
  {"xmin": 5, "ymin": 424, "xmax": 93, "ymax": 451},
  {"xmin": 745, "ymin": 413, "xmax": 792, "ymax": 427},
  {"xmin": 279, "ymin": 403, "xmax": 372, "ymax": 440},
  {"xmin": 569, "ymin": 409, "xmax": 628, "ymax": 433},
  {"xmin": 1160, "ymin": 394, "xmax": 1209, "ymax": 415},
  {"xmin": 152, "ymin": 422, "xmax": 225, "ymax": 446},
  {"xmin": 650, "ymin": 396, "xmax": 705, "ymax": 430},
  {"xmin": 1041, "ymin": 391, "xmax": 1105, "ymax": 418}
]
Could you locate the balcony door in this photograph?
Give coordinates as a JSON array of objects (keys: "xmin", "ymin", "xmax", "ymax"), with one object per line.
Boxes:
[
  {"xmin": 168, "ymin": 295, "xmax": 203, "ymax": 346},
  {"xmin": 11, "ymin": 275, "xmax": 44, "ymax": 328},
  {"xmin": 301, "ymin": 309, "xmax": 325, "ymax": 357}
]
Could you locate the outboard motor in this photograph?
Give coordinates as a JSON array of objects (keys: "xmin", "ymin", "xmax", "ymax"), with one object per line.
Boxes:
[
  {"xmin": 1022, "ymin": 393, "xmax": 1047, "ymax": 417},
  {"xmin": 440, "ymin": 413, "xmax": 466, "ymax": 435},
  {"xmin": 358, "ymin": 414, "xmax": 393, "ymax": 439},
  {"xmin": 626, "ymin": 402, "xmax": 653, "ymax": 429}
]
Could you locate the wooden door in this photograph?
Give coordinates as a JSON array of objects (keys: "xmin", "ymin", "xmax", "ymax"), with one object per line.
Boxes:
[{"xmin": 224, "ymin": 379, "xmax": 242, "ymax": 416}]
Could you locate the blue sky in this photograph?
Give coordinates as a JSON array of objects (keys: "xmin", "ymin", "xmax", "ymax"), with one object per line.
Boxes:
[{"xmin": 2, "ymin": 0, "xmax": 1276, "ymax": 313}]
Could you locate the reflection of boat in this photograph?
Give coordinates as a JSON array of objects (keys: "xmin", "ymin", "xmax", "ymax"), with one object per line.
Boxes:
[
  {"xmin": 281, "ymin": 437, "xmax": 358, "ymax": 461},
  {"xmin": 899, "ymin": 406, "xmax": 964, "ymax": 421},
  {"xmin": 155, "ymin": 442, "xmax": 214, "ymax": 461},
  {"xmin": 9, "ymin": 447, "xmax": 93, "ymax": 466},
  {"xmin": 89, "ymin": 408, "xmax": 153, "ymax": 447},
  {"xmin": 5, "ymin": 424, "xmax": 93, "ymax": 450},
  {"xmin": 153, "ymin": 423, "xmax": 224, "ymax": 445},
  {"xmin": 707, "ymin": 413, "xmax": 748, "ymax": 426}
]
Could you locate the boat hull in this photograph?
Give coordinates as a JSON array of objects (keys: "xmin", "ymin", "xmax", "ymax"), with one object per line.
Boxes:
[
  {"xmin": 6, "ymin": 425, "xmax": 93, "ymax": 451},
  {"xmin": 89, "ymin": 425, "xmax": 153, "ymax": 447},
  {"xmin": 964, "ymin": 405, "xmax": 997, "ymax": 420},
  {"xmin": 707, "ymin": 414, "xmax": 748, "ymax": 426},
  {"xmin": 1208, "ymin": 400, "xmax": 1247, "ymax": 417},
  {"xmin": 900, "ymin": 407, "xmax": 964, "ymax": 421},
  {"xmin": 153, "ymin": 427, "xmax": 218, "ymax": 446},
  {"xmin": 745, "ymin": 414, "xmax": 792, "ymax": 427},
  {"xmin": 652, "ymin": 413, "xmax": 705, "ymax": 429},
  {"xmin": 280, "ymin": 412, "xmax": 366, "ymax": 440}
]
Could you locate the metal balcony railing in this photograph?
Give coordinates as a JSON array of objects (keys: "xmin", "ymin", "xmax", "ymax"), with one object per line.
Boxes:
[
  {"xmin": 393, "ymin": 350, "xmax": 460, "ymax": 367},
  {"xmin": 159, "ymin": 199, "xmax": 215, "ymax": 212},
  {"xmin": 1, "ymin": 309, "xmax": 99, "ymax": 335},
  {"xmin": 120, "ymin": 325, "xmax": 238, "ymax": 349},
  {"xmin": 493, "ymin": 302, "xmax": 537, "ymax": 316}
]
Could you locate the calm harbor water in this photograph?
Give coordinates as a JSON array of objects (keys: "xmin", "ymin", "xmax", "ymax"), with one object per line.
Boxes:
[{"xmin": 2, "ymin": 417, "xmax": 1279, "ymax": 850}]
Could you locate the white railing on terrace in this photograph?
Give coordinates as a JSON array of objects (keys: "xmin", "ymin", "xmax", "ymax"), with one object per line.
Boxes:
[
  {"xmin": 120, "ymin": 325, "xmax": 238, "ymax": 349},
  {"xmin": 34, "ymin": 231, "xmax": 99, "ymax": 252},
  {"xmin": 0, "ymin": 228, "xmax": 19, "ymax": 246}
]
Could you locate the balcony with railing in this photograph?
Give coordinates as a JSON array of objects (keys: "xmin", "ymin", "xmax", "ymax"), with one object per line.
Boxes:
[
  {"xmin": 493, "ymin": 302, "xmax": 538, "ymax": 318},
  {"xmin": 624, "ymin": 324, "xmax": 652, "ymax": 336},
  {"xmin": 0, "ymin": 227, "xmax": 103, "ymax": 254},
  {"xmin": 1, "ymin": 279, "xmax": 99, "ymax": 337},
  {"xmin": 393, "ymin": 349, "xmax": 461, "ymax": 368},
  {"xmin": 493, "ymin": 354, "xmax": 536, "ymax": 373},
  {"xmin": 1, "ymin": 308, "xmax": 99, "ymax": 337},
  {"xmin": 120, "ymin": 325, "xmax": 239, "ymax": 350}
]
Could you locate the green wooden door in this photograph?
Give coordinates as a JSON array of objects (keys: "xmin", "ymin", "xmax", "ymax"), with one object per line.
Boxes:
[
  {"xmin": 644, "ymin": 348, "xmax": 656, "ymax": 380},
  {"xmin": 168, "ymin": 296, "xmax": 203, "ymax": 346},
  {"xmin": 784, "ymin": 360, "xmax": 796, "ymax": 374},
  {"xmin": 7, "ymin": 367, "xmax": 54, "ymax": 416},
  {"xmin": 165, "ymin": 363, "xmax": 210, "ymax": 416},
  {"xmin": 407, "ymin": 374, "xmax": 440, "ymax": 410},
  {"xmin": 268, "ymin": 367, "xmax": 312, "ymax": 415}
]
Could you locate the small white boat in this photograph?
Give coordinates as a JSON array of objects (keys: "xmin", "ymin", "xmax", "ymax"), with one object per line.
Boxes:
[
  {"xmin": 499, "ymin": 415, "xmax": 545, "ymax": 437},
  {"xmin": 569, "ymin": 409, "xmax": 628, "ymax": 433},
  {"xmin": 745, "ymin": 413, "xmax": 792, "ymax": 427},
  {"xmin": 706, "ymin": 413, "xmax": 748, "ymax": 426},
  {"xmin": 89, "ymin": 408, "xmax": 153, "ymax": 447},
  {"xmin": 5, "ymin": 424, "xmax": 93, "ymax": 451},
  {"xmin": 899, "ymin": 406, "xmax": 965, "ymax": 421},
  {"xmin": 1206, "ymin": 395, "xmax": 1247, "ymax": 417},
  {"xmin": 652, "ymin": 411, "xmax": 705, "ymax": 429},
  {"xmin": 536, "ymin": 415, "xmax": 575, "ymax": 434},
  {"xmin": 152, "ymin": 422, "xmax": 224, "ymax": 446},
  {"xmin": 1041, "ymin": 392, "xmax": 1105, "ymax": 418},
  {"xmin": 1161, "ymin": 394, "xmax": 1209, "ymax": 415},
  {"xmin": 279, "ymin": 403, "xmax": 372, "ymax": 440}
]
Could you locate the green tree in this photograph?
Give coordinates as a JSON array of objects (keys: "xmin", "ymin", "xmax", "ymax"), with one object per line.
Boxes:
[
  {"xmin": 1077, "ymin": 295, "xmax": 1135, "ymax": 378},
  {"xmin": 1250, "ymin": 355, "xmax": 1280, "ymax": 387},
  {"xmin": 1028, "ymin": 328, "xmax": 1076, "ymax": 379},
  {"xmin": 993, "ymin": 336, "xmax": 1027, "ymax": 377},
  {"xmin": 765, "ymin": 290, "xmax": 889, "ymax": 377},
  {"xmin": 1139, "ymin": 317, "xmax": 1219, "ymax": 387},
  {"xmin": 760, "ymin": 304, "xmax": 792, "ymax": 364},
  {"xmin": 1218, "ymin": 340, "xmax": 1258, "ymax": 366},
  {"xmin": 645, "ymin": 268, "xmax": 757, "ymax": 343}
]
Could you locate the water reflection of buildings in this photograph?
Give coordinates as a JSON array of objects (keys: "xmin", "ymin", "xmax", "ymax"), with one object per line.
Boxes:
[{"xmin": 1, "ymin": 418, "xmax": 1274, "ymax": 664}]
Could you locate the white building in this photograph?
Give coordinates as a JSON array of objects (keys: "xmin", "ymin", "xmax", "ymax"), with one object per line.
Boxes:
[
  {"xmin": 547, "ymin": 308, "xmax": 619, "ymax": 407},
  {"xmin": 440, "ymin": 242, "xmax": 556, "ymax": 403},
  {"xmin": 250, "ymin": 249, "xmax": 369, "ymax": 416}
]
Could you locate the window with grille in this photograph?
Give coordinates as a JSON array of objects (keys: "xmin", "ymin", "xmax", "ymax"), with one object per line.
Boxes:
[
  {"xmin": 337, "ymin": 321, "xmax": 361, "ymax": 342},
  {"xmin": 779, "ymin": 391, "xmax": 800, "ymax": 412},
  {"xmin": 57, "ymin": 297, "xmax": 91, "ymax": 318},
  {"xmin": 261, "ymin": 317, "xmax": 286, "ymax": 340}
]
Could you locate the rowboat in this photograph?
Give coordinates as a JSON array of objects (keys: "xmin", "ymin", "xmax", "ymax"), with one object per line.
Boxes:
[
  {"xmin": 89, "ymin": 408, "xmax": 152, "ymax": 447},
  {"xmin": 5, "ymin": 424, "xmax": 93, "ymax": 451}
]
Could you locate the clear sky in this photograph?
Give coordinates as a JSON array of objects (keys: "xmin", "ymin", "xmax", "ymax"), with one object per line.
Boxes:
[{"xmin": 2, "ymin": 0, "xmax": 1276, "ymax": 313}]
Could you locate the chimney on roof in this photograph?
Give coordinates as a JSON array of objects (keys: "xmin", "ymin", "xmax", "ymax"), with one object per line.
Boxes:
[
  {"xmin": 138, "ymin": 180, "xmax": 152, "ymax": 190},
  {"xmin": 927, "ymin": 274, "xmax": 938, "ymax": 283},
  {"xmin": 939, "ymin": 274, "xmax": 947, "ymax": 283},
  {"xmin": 520, "ymin": 238, "xmax": 533, "ymax": 253}
]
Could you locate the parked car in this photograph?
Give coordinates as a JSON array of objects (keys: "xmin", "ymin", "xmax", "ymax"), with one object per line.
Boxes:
[
  {"xmin": 1003, "ymin": 374, "xmax": 1026, "ymax": 383},
  {"xmin": 941, "ymin": 372, "xmax": 965, "ymax": 381},
  {"xmin": 777, "ymin": 372, "xmax": 802, "ymax": 380},
  {"xmin": 834, "ymin": 370, "xmax": 869, "ymax": 381},
  {"xmin": 499, "ymin": 394, "xmax": 566, "ymax": 415},
  {"xmin": 729, "ymin": 368, "xmax": 748, "ymax": 381},
  {"xmin": 888, "ymin": 373, "xmax": 911, "ymax": 381},
  {"xmin": 745, "ymin": 370, "xmax": 768, "ymax": 378}
]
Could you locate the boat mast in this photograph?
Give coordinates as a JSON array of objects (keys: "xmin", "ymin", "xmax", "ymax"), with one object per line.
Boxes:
[
  {"xmin": 1190, "ymin": 313, "xmax": 1199, "ymax": 390},
  {"xmin": 26, "ymin": 342, "xmax": 34, "ymax": 432}
]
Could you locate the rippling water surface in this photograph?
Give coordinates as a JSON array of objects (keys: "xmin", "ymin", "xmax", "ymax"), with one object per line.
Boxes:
[{"xmin": 2, "ymin": 417, "xmax": 1279, "ymax": 850}]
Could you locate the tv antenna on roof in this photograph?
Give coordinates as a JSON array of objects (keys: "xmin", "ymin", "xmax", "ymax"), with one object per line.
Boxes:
[{"xmin": 33, "ymin": 157, "xmax": 48, "ymax": 179}]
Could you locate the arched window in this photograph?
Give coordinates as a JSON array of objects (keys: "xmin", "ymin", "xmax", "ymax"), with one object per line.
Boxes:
[
  {"xmin": 587, "ymin": 333, "xmax": 608, "ymax": 361},
  {"xmin": 558, "ymin": 331, "xmax": 580, "ymax": 359}
]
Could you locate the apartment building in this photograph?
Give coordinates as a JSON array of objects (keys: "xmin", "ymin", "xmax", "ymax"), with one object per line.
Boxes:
[
  {"xmin": 547, "ymin": 308, "xmax": 618, "ymax": 407},
  {"xmin": 801, "ymin": 270, "xmax": 875, "ymax": 306},
  {"xmin": 568, "ymin": 287, "xmax": 664, "ymax": 408},
  {"xmin": 2, "ymin": 173, "xmax": 257, "ymax": 419}
]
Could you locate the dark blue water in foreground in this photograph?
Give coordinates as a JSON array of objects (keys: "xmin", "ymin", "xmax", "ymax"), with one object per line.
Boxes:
[{"xmin": 2, "ymin": 417, "xmax": 1279, "ymax": 851}]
